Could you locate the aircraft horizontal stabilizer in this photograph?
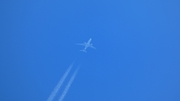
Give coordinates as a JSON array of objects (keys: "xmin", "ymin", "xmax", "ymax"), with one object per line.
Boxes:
[{"xmin": 80, "ymin": 50, "xmax": 87, "ymax": 52}]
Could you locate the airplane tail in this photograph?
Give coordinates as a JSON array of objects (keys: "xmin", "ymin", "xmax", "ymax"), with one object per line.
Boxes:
[{"xmin": 80, "ymin": 49, "xmax": 87, "ymax": 52}]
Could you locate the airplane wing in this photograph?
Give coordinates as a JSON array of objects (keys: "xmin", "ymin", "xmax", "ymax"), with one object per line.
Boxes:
[
  {"xmin": 89, "ymin": 45, "xmax": 96, "ymax": 49},
  {"xmin": 76, "ymin": 43, "xmax": 85, "ymax": 46}
]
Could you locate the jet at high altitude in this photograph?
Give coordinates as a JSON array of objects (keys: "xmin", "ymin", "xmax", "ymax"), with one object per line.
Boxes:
[{"xmin": 76, "ymin": 38, "xmax": 96, "ymax": 52}]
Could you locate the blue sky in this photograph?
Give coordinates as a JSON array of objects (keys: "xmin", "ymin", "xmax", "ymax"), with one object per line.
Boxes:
[{"xmin": 0, "ymin": 0, "xmax": 180, "ymax": 101}]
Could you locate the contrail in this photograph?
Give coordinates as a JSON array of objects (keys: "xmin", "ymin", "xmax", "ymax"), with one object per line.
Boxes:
[
  {"xmin": 58, "ymin": 66, "xmax": 80, "ymax": 101},
  {"xmin": 47, "ymin": 63, "xmax": 74, "ymax": 101}
]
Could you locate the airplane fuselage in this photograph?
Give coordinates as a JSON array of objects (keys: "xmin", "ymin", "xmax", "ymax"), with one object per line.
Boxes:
[{"xmin": 84, "ymin": 38, "xmax": 92, "ymax": 50}]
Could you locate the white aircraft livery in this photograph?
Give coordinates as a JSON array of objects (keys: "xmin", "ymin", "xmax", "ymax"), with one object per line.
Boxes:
[{"xmin": 76, "ymin": 38, "xmax": 96, "ymax": 52}]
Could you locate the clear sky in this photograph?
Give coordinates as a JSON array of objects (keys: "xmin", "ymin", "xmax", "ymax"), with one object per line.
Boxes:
[{"xmin": 0, "ymin": 0, "xmax": 180, "ymax": 101}]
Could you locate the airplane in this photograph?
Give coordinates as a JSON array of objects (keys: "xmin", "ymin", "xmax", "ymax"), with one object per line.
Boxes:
[{"xmin": 76, "ymin": 38, "xmax": 96, "ymax": 52}]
